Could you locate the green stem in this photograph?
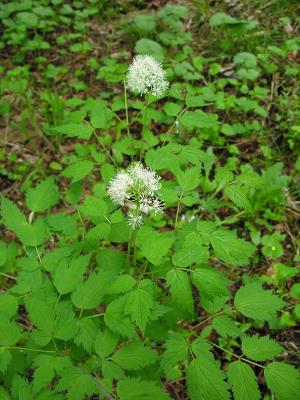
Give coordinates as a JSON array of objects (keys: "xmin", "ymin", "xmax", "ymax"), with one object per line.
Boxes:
[
  {"xmin": 206, "ymin": 340, "xmax": 265, "ymax": 369},
  {"xmin": 126, "ymin": 229, "xmax": 134, "ymax": 267},
  {"xmin": 0, "ymin": 272, "xmax": 17, "ymax": 280},
  {"xmin": 1, "ymin": 346, "xmax": 56, "ymax": 354},
  {"xmin": 81, "ymin": 313, "xmax": 105, "ymax": 320},
  {"xmin": 92, "ymin": 130, "xmax": 116, "ymax": 166},
  {"xmin": 139, "ymin": 93, "xmax": 149, "ymax": 161},
  {"xmin": 175, "ymin": 192, "xmax": 184, "ymax": 230},
  {"xmin": 123, "ymin": 79, "xmax": 131, "ymax": 138}
]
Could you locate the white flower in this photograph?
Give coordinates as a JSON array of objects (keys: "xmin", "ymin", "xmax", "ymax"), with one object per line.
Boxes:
[
  {"xmin": 107, "ymin": 162, "xmax": 164, "ymax": 229},
  {"xmin": 128, "ymin": 212, "xmax": 143, "ymax": 229},
  {"xmin": 129, "ymin": 162, "xmax": 161, "ymax": 193},
  {"xmin": 107, "ymin": 171, "xmax": 133, "ymax": 206},
  {"xmin": 127, "ymin": 55, "xmax": 169, "ymax": 97}
]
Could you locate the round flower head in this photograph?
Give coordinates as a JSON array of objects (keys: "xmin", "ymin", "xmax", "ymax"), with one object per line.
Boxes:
[
  {"xmin": 107, "ymin": 162, "xmax": 164, "ymax": 229},
  {"xmin": 107, "ymin": 171, "xmax": 133, "ymax": 206},
  {"xmin": 127, "ymin": 55, "xmax": 169, "ymax": 97}
]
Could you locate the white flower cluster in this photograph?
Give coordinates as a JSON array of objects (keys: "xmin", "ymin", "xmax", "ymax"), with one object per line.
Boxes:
[
  {"xmin": 107, "ymin": 162, "xmax": 164, "ymax": 229},
  {"xmin": 127, "ymin": 55, "xmax": 169, "ymax": 97}
]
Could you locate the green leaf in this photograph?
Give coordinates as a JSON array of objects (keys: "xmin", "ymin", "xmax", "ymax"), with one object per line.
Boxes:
[
  {"xmin": 224, "ymin": 183, "xmax": 252, "ymax": 212},
  {"xmin": 179, "ymin": 110, "xmax": 218, "ymax": 129},
  {"xmin": 53, "ymin": 301, "xmax": 77, "ymax": 341},
  {"xmin": 192, "ymin": 266, "xmax": 231, "ymax": 300},
  {"xmin": 74, "ymin": 319, "xmax": 98, "ymax": 354},
  {"xmin": 172, "ymin": 231, "xmax": 209, "ymax": 267},
  {"xmin": 117, "ymin": 378, "xmax": 170, "ymax": 400},
  {"xmin": 56, "ymin": 366, "xmax": 99, "ymax": 400},
  {"xmin": 25, "ymin": 177, "xmax": 60, "ymax": 213},
  {"xmin": 242, "ymin": 335, "xmax": 284, "ymax": 361},
  {"xmin": 95, "ymin": 329, "xmax": 119, "ymax": 359},
  {"xmin": 53, "ymin": 123, "xmax": 93, "ymax": 139},
  {"xmin": 212, "ymin": 316, "xmax": 241, "ymax": 338},
  {"xmin": 104, "ymin": 296, "xmax": 136, "ymax": 338},
  {"xmin": 264, "ymin": 362, "xmax": 300, "ymax": 400},
  {"xmin": 187, "ymin": 358, "xmax": 230, "ymax": 400},
  {"xmin": 32, "ymin": 355, "xmax": 71, "ymax": 393},
  {"xmin": 0, "ymin": 241, "xmax": 7, "ymax": 267},
  {"xmin": 227, "ymin": 361, "xmax": 260, "ymax": 400},
  {"xmin": 53, "ymin": 255, "xmax": 89, "ymax": 295},
  {"xmin": 161, "ymin": 333, "xmax": 188, "ymax": 372},
  {"xmin": 210, "ymin": 229, "xmax": 255, "ymax": 266},
  {"xmin": 234, "ymin": 282, "xmax": 286, "ymax": 320},
  {"xmin": 125, "ymin": 288, "xmax": 153, "ymax": 335},
  {"xmin": 78, "ymin": 195, "xmax": 107, "ymax": 217},
  {"xmin": 166, "ymin": 269, "xmax": 194, "ymax": 317},
  {"xmin": 90, "ymin": 101, "xmax": 114, "ymax": 129},
  {"xmin": 137, "ymin": 227, "xmax": 174, "ymax": 265},
  {"xmin": 71, "ymin": 270, "xmax": 115, "ymax": 309},
  {"xmin": 0, "ymin": 316, "xmax": 21, "ymax": 346},
  {"xmin": 0, "ymin": 293, "xmax": 18, "ymax": 318},
  {"xmin": 1, "ymin": 198, "xmax": 47, "ymax": 246},
  {"xmin": 176, "ymin": 167, "xmax": 201, "ymax": 192},
  {"xmin": 0, "ymin": 348, "xmax": 11, "ymax": 373},
  {"xmin": 111, "ymin": 341, "xmax": 157, "ymax": 371},
  {"xmin": 61, "ymin": 160, "xmax": 94, "ymax": 183},
  {"xmin": 135, "ymin": 39, "xmax": 164, "ymax": 61},
  {"xmin": 163, "ymin": 102, "xmax": 181, "ymax": 117}
]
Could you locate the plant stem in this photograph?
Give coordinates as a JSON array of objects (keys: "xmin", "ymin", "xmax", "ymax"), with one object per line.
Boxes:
[
  {"xmin": 0, "ymin": 272, "xmax": 17, "ymax": 280},
  {"xmin": 1, "ymin": 346, "xmax": 56, "ymax": 354},
  {"xmin": 92, "ymin": 130, "xmax": 116, "ymax": 166},
  {"xmin": 81, "ymin": 313, "xmax": 105, "ymax": 320},
  {"xmin": 139, "ymin": 93, "xmax": 149, "ymax": 161},
  {"xmin": 175, "ymin": 192, "xmax": 184, "ymax": 230},
  {"xmin": 206, "ymin": 339, "xmax": 265, "ymax": 369},
  {"xmin": 126, "ymin": 229, "xmax": 134, "ymax": 267},
  {"xmin": 123, "ymin": 79, "xmax": 130, "ymax": 138}
]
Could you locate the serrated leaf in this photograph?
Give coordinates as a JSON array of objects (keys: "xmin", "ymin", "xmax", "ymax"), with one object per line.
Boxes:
[
  {"xmin": 95, "ymin": 329, "xmax": 119, "ymax": 359},
  {"xmin": 0, "ymin": 348, "xmax": 11, "ymax": 373},
  {"xmin": 53, "ymin": 255, "xmax": 90, "ymax": 295},
  {"xmin": 0, "ymin": 241, "xmax": 7, "ymax": 267},
  {"xmin": 111, "ymin": 341, "xmax": 157, "ymax": 371},
  {"xmin": 32, "ymin": 355, "xmax": 71, "ymax": 393},
  {"xmin": 161, "ymin": 333, "xmax": 188, "ymax": 371},
  {"xmin": 71, "ymin": 270, "xmax": 115, "ymax": 309},
  {"xmin": 53, "ymin": 123, "xmax": 93, "ymax": 139},
  {"xmin": 0, "ymin": 293, "xmax": 18, "ymax": 318},
  {"xmin": 104, "ymin": 296, "xmax": 136, "ymax": 338},
  {"xmin": 192, "ymin": 266, "xmax": 231, "ymax": 300},
  {"xmin": 0, "ymin": 316, "xmax": 21, "ymax": 346},
  {"xmin": 212, "ymin": 316, "xmax": 241, "ymax": 338},
  {"xmin": 227, "ymin": 361, "xmax": 260, "ymax": 400},
  {"xmin": 234, "ymin": 282, "xmax": 286, "ymax": 320},
  {"xmin": 172, "ymin": 231, "xmax": 209, "ymax": 267},
  {"xmin": 25, "ymin": 177, "xmax": 60, "ymax": 212},
  {"xmin": 1, "ymin": 198, "xmax": 47, "ymax": 246},
  {"xmin": 242, "ymin": 335, "xmax": 284, "ymax": 361},
  {"xmin": 264, "ymin": 362, "xmax": 300, "ymax": 400},
  {"xmin": 187, "ymin": 358, "xmax": 230, "ymax": 400},
  {"xmin": 224, "ymin": 183, "xmax": 252, "ymax": 212},
  {"xmin": 61, "ymin": 160, "xmax": 94, "ymax": 183},
  {"xmin": 190, "ymin": 337, "xmax": 214, "ymax": 361},
  {"xmin": 53, "ymin": 301, "xmax": 77, "ymax": 341},
  {"xmin": 56, "ymin": 366, "xmax": 99, "ymax": 400},
  {"xmin": 117, "ymin": 378, "xmax": 170, "ymax": 400},
  {"xmin": 74, "ymin": 319, "xmax": 98, "ymax": 354},
  {"xmin": 166, "ymin": 269, "xmax": 194, "ymax": 317},
  {"xmin": 179, "ymin": 110, "xmax": 218, "ymax": 129},
  {"xmin": 125, "ymin": 288, "xmax": 153, "ymax": 335},
  {"xmin": 210, "ymin": 229, "xmax": 255, "ymax": 266}
]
